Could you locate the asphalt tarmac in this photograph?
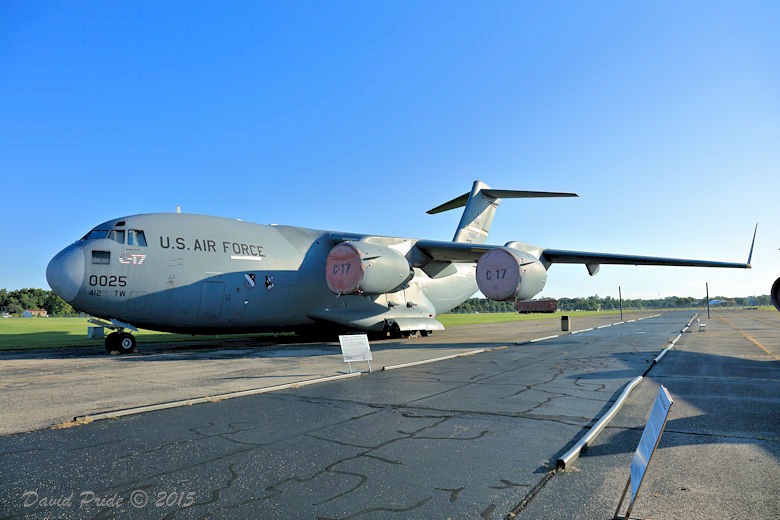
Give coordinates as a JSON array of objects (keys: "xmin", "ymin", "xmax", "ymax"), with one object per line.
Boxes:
[
  {"xmin": 0, "ymin": 312, "xmax": 659, "ymax": 436},
  {"xmin": 0, "ymin": 310, "xmax": 777, "ymax": 519}
]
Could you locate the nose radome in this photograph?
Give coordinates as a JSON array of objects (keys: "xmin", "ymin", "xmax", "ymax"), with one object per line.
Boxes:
[{"xmin": 46, "ymin": 245, "xmax": 85, "ymax": 303}]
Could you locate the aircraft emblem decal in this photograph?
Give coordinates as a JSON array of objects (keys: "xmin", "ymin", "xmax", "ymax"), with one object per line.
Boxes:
[
  {"xmin": 118, "ymin": 253, "xmax": 146, "ymax": 265},
  {"xmin": 244, "ymin": 273, "xmax": 256, "ymax": 289}
]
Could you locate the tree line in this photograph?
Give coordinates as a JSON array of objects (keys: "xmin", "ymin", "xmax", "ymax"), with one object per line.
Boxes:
[
  {"xmin": 450, "ymin": 294, "xmax": 770, "ymax": 313},
  {"xmin": 0, "ymin": 288, "xmax": 770, "ymax": 317},
  {"xmin": 0, "ymin": 288, "xmax": 75, "ymax": 316}
]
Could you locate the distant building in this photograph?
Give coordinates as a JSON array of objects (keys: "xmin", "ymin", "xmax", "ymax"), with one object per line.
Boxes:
[{"xmin": 22, "ymin": 309, "xmax": 48, "ymax": 318}]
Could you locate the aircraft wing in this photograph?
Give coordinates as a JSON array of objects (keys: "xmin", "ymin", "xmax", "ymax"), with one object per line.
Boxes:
[
  {"xmin": 338, "ymin": 227, "xmax": 755, "ymax": 271},
  {"xmin": 540, "ymin": 224, "xmax": 756, "ymax": 271},
  {"xmin": 538, "ymin": 249, "xmax": 751, "ymax": 269},
  {"xmin": 413, "ymin": 241, "xmax": 751, "ymax": 268}
]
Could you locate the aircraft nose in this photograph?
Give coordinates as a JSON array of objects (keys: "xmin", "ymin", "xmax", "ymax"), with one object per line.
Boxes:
[{"xmin": 46, "ymin": 244, "xmax": 85, "ymax": 303}]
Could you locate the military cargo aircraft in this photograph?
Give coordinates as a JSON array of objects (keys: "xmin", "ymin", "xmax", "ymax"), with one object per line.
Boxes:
[{"xmin": 47, "ymin": 181, "xmax": 754, "ymax": 353}]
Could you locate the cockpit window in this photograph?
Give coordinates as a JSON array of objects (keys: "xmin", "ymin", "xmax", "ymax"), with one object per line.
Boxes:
[
  {"xmin": 80, "ymin": 226, "xmax": 146, "ymax": 247},
  {"xmin": 108, "ymin": 229, "xmax": 125, "ymax": 244},
  {"xmin": 128, "ymin": 229, "xmax": 147, "ymax": 247},
  {"xmin": 82, "ymin": 229, "xmax": 109, "ymax": 241}
]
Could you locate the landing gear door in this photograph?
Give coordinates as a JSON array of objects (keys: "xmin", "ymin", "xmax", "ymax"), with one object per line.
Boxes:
[
  {"xmin": 382, "ymin": 289, "xmax": 407, "ymax": 311},
  {"xmin": 197, "ymin": 281, "xmax": 225, "ymax": 319}
]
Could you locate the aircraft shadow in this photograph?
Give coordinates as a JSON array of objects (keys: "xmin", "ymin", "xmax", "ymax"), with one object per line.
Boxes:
[{"xmin": 564, "ymin": 349, "xmax": 780, "ymax": 459}]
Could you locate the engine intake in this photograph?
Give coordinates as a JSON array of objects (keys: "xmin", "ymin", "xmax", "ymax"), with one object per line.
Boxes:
[
  {"xmin": 326, "ymin": 242, "xmax": 412, "ymax": 295},
  {"xmin": 476, "ymin": 247, "xmax": 547, "ymax": 301},
  {"xmin": 772, "ymin": 277, "xmax": 780, "ymax": 312}
]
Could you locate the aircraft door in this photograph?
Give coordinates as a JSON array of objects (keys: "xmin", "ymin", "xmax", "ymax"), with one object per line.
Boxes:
[{"xmin": 197, "ymin": 281, "xmax": 225, "ymax": 319}]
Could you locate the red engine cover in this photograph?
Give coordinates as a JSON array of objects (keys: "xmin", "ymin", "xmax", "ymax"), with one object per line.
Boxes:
[{"xmin": 326, "ymin": 243, "xmax": 364, "ymax": 294}]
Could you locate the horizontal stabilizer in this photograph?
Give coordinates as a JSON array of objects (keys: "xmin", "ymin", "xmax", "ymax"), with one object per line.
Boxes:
[{"xmin": 427, "ymin": 189, "xmax": 578, "ymax": 214}]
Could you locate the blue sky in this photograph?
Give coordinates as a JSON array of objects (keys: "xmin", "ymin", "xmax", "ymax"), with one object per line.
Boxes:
[{"xmin": 1, "ymin": 1, "xmax": 778, "ymax": 299}]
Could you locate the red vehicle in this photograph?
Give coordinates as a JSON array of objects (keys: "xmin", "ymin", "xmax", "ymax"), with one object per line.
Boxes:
[{"xmin": 516, "ymin": 299, "xmax": 557, "ymax": 313}]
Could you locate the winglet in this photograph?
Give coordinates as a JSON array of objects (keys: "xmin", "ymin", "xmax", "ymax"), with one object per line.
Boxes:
[{"xmin": 747, "ymin": 223, "xmax": 758, "ymax": 267}]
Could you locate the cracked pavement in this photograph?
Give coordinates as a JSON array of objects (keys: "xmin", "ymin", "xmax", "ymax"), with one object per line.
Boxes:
[
  {"xmin": 1, "ymin": 312, "xmax": 702, "ymax": 518},
  {"xmin": 518, "ymin": 309, "xmax": 780, "ymax": 520}
]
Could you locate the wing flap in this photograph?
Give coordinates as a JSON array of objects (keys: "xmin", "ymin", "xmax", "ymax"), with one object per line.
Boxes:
[{"xmin": 413, "ymin": 239, "xmax": 493, "ymax": 263}]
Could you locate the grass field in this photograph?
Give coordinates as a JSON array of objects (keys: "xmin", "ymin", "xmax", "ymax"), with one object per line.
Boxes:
[
  {"xmin": 0, "ymin": 318, "xmax": 259, "ymax": 350},
  {"xmin": 437, "ymin": 310, "xmax": 617, "ymax": 326},
  {"xmin": 0, "ymin": 311, "xmax": 625, "ymax": 351},
  {"xmin": 2, "ymin": 308, "xmax": 772, "ymax": 351}
]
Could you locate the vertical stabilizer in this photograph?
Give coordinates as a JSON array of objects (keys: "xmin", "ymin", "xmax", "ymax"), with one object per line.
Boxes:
[{"xmin": 452, "ymin": 180, "xmax": 498, "ymax": 243}]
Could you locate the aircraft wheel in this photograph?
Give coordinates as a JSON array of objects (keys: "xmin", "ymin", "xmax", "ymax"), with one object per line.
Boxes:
[
  {"xmin": 105, "ymin": 332, "xmax": 119, "ymax": 354},
  {"xmin": 420, "ymin": 330, "xmax": 429, "ymax": 337},
  {"xmin": 117, "ymin": 332, "xmax": 136, "ymax": 354}
]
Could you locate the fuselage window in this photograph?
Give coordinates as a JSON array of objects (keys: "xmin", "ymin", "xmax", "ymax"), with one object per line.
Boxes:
[
  {"xmin": 108, "ymin": 230, "xmax": 125, "ymax": 244},
  {"xmin": 92, "ymin": 250, "xmax": 110, "ymax": 264},
  {"xmin": 128, "ymin": 230, "xmax": 147, "ymax": 247}
]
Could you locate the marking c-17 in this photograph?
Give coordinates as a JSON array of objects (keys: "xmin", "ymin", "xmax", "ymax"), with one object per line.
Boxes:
[{"xmin": 46, "ymin": 180, "xmax": 754, "ymax": 353}]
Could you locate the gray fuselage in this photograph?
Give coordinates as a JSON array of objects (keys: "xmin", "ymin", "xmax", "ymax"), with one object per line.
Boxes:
[{"xmin": 47, "ymin": 213, "xmax": 477, "ymax": 334}]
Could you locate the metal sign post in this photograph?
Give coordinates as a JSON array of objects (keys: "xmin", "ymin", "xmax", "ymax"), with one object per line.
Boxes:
[
  {"xmin": 614, "ymin": 386, "xmax": 674, "ymax": 520},
  {"xmin": 338, "ymin": 334, "xmax": 373, "ymax": 373}
]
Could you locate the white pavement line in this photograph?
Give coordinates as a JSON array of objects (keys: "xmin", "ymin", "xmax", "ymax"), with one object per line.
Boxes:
[
  {"xmin": 654, "ymin": 346, "xmax": 673, "ymax": 364},
  {"xmin": 382, "ymin": 349, "xmax": 486, "ymax": 371},
  {"xmin": 571, "ymin": 328, "xmax": 594, "ymax": 335},
  {"xmin": 556, "ymin": 376, "xmax": 644, "ymax": 470},
  {"xmin": 72, "ymin": 372, "xmax": 363, "ymax": 424},
  {"xmin": 684, "ymin": 312, "xmax": 700, "ymax": 329},
  {"xmin": 530, "ymin": 335, "xmax": 560, "ymax": 343},
  {"xmin": 653, "ymin": 335, "xmax": 681, "ymax": 364},
  {"xmin": 597, "ymin": 324, "xmax": 613, "ymax": 329}
]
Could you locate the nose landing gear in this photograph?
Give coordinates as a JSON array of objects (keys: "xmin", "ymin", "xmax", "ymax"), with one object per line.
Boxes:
[
  {"xmin": 106, "ymin": 331, "xmax": 137, "ymax": 354},
  {"xmin": 89, "ymin": 318, "xmax": 139, "ymax": 354}
]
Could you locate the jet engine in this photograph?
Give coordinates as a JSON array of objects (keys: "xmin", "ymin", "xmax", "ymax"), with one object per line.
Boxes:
[
  {"xmin": 326, "ymin": 242, "xmax": 413, "ymax": 295},
  {"xmin": 476, "ymin": 247, "xmax": 547, "ymax": 301},
  {"xmin": 772, "ymin": 277, "xmax": 780, "ymax": 312}
]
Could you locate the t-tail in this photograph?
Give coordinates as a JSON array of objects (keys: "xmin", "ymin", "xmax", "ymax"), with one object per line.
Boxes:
[{"xmin": 426, "ymin": 180, "xmax": 578, "ymax": 244}]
